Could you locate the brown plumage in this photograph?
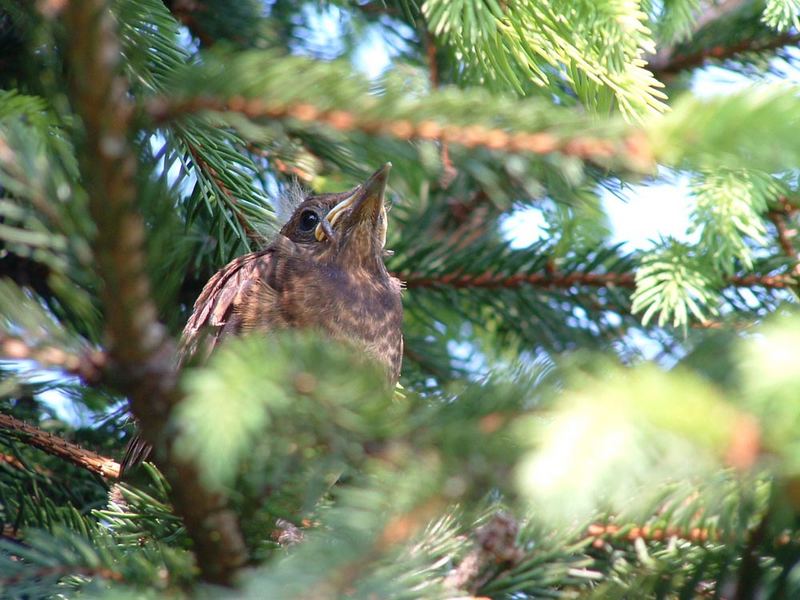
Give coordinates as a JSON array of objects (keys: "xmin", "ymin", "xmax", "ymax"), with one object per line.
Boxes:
[{"xmin": 121, "ymin": 164, "xmax": 403, "ymax": 473}]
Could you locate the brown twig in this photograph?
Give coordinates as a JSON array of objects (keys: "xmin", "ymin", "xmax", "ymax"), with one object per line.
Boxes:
[
  {"xmin": 0, "ymin": 413, "xmax": 120, "ymax": 478},
  {"xmin": 0, "ymin": 334, "xmax": 106, "ymax": 385},
  {"xmin": 400, "ymin": 270, "xmax": 795, "ymax": 290},
  {"xmin": 776, "ymin": 196, "xmax": 799, "ymax": 216},
  {"xmin": 651, "ymin": 31, "xmax": 800, "ymax": 77},
  {"xmin": 146, "ymin": 97, "xmax": 655, "ymax": 172},
  {"xmin": 768, "ymin": 210, "xmax": 796, "ymax": 258},
  {"xmin": 728, "ymin": 273, "xmax": 795, "ymax": 288},
  {"xmin": 767, "ymin": 208, "xmax": 800, "ymax": 275},
  {"xmin": 65, "ymin": 0, "xmax": 246, "ymax": 585},
  {"xmin": 403, "ymin": 271, "xmax": 634, "ymax": 289}
]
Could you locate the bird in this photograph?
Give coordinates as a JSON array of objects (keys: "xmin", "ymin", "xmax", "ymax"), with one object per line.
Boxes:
[{"xmin": 120, "ymin": 163, "xmax": 403, "ymax": 473}]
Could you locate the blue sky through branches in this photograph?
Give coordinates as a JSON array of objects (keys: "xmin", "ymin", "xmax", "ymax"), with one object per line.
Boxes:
[{"xmin": 31, "ymin": 8, "xmax": 800, "ymax": 424}]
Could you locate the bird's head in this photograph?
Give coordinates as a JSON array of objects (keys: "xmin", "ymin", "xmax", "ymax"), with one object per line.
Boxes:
[{"xmin": 279, "ymin": 163, "xmax": 392, "ymax": 270}]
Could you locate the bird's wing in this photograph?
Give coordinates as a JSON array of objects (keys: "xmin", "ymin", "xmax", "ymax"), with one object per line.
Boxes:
[
  {"xmin": 121, "ymin": 249, "xmax": 275, "ymax": 475},
  {"xmin": 179, "ymin": 248, "xmax": 275, "ymax": 364}
]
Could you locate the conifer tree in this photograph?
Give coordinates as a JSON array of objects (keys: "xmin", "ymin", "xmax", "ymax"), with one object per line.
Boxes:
[{"xmin": 2, "ymin": 0, "xmax": 800, "ymax": 597}]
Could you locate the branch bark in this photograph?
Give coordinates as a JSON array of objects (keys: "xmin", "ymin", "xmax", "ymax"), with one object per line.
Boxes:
[
  {"xmin": 64, "ymin": 0, "xmax": 246, "ymax": 585},
  {"xmin": 0, "ymin": 413, "xmax": 120, "ymax": 478},
  {"xmin": 767, "ymin": 201, "xmax": 800, "ymax": 274},
  {"xmin": 651, "ymin": 31, "xmax": 800, "ymax": 78},
  {"xmin": 400, "ymin": 270, "xmax": 795, "ymax": 290},
  {"xmin": 147, "ymin": 97, "xmax": 655, "ymax": 171},
  {"xmin": 0, "ymin": 334, "xmax": 106, "ymax": 385}
]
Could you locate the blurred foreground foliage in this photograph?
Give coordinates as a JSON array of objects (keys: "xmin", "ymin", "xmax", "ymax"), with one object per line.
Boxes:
[
  {"xmin": 2, "ymin": 0, "xmax": 800, "ymax": 598},
  {"xmin": 6, "ymin": 320, "xmax": 800, "ymax": 597}
]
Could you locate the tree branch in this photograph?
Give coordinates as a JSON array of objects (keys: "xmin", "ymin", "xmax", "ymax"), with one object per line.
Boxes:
[
  {"xmin": 0, "ymin": 334, "xmax": 106, "ymax": 385},
  {"xmin": 147, "ymin": 97, "xmax": 654, "ymax": 171},
  {"xmin": 64, "ymin": 0, "xmax": 246, "ymax": 585},
  {"xmin": 651, "ymin": 31, "xmax": 800, "ymax": 77},
  {"xmin": 400, "ymin": 270, "xmax": 795, "ymax": 290},
  {"xmin": 586, "ymin": 522, "xmax": 716, "ymax": 547},
  {"xmin": 767, "ymin": 200, "xmax": 800, "ymax": 274},
  {"xmin": 402, "ymin": 270, "xmax": 636, "ymax": 290},
  {"xmin": 649, "ymin": 0, "xmax": 754, "ymax": 76},
  {"xmin": 186, "ymin": 143, "xmax": 258, "ymax": 240},
  {"xmin": 0, "ymin": 413, "xmax": 120, "ymax": 478},
  {"xmin": 769, "ymin": 210, "xmax": 796, "ymax": 258}
]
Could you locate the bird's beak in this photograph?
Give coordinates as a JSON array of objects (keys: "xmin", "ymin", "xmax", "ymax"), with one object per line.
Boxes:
[{"xmin": 315, "ymin": 163, "xmax": 391, "ymax": 248}]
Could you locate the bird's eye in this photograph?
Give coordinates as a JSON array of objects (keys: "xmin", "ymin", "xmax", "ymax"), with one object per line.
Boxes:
[{"xmin": 298, "ymin": 210, "xmax": 320, "ymax": 232}]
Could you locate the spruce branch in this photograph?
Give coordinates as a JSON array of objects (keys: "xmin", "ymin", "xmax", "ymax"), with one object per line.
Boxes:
[
  {"xmin": 400, "ymin": 270, "xmax": 795, "ymax": 291},
  {"xmin": 186, "ymin": 143, "xmax": 258, "ymax": 240},
  {"xmin": 586, "ymin": 522, "xmax": 717, "ymax": 547},
  {"xmin": 767, "ymin": 202, "xmax": 800, "ymax": 273},
  {"xmin": 0, "ymin": 413, "xmax": 120, "ymax": 479},
  {"xmin": 651, "ymin": 31, "xmax": 800, "ymax": 76},
  {"xmin": 147, "ymin": 97, "xmax": 654, "ymax": 169},
  {"xmin": 585, "ymin": 497, "xmax": 777, "ymax": 551},
  {"xmin": 768, "ymin": 210, "xmax": 797, "ymax": 256},
  {"xmin": 64, "ymin": 0, "xmax": 246, "ymax": 585},
  {"xmin": 649, "ymin": 0, "xmax": 800, "ymax": 77}
]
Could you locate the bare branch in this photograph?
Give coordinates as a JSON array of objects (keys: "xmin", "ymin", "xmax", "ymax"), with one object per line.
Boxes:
[
  {"xmin": 0, "ymin": 413, "xmax": 120, "ymax": 479},
  {"xmin": 0, "ymin": 334, "xmax": 106, "ymax": 385}
]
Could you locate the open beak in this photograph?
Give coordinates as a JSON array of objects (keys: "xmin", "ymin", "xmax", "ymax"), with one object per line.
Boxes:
[{"xmin": 315, "ymin": 163, "xmax": 391, "ymax": 247}]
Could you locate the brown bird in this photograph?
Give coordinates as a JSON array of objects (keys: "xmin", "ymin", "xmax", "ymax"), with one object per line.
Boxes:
[{"xmin": 121, "ymin": 163, "xmax": 403, "ymax": 473}]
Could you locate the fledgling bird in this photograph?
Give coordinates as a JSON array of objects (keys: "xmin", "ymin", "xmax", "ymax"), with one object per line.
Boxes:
[{"xmin": 121, "ymin": 163, "xmax": 403, "ymax": 473}]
